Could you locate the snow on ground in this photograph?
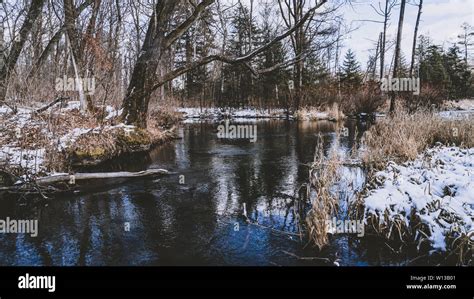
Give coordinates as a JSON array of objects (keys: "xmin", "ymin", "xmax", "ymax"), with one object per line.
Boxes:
[
  {"xmin": 439, "ymin": 99, "xmax": 474, "ymax": 119},
  {"xmin": 105, "ymin": 106, "xmax": 124, "ymax": 120},
  {"xmin": 177, "ymin": 107, "xmax": 291, "ymax": 119},
  {"xmin": 438, "ymin": 110, "xmax": 474, "ymax": 119},
  {"xmin": 443, "ymin": 99, "xmax": 474, "ymax": 111},
  {"xmin": 0, "ymin": 102, "xmax": 128, "ymax": 176},
  {"xmin": 362, "ymin": 146, "xmax": 474, "ymax": 251}
]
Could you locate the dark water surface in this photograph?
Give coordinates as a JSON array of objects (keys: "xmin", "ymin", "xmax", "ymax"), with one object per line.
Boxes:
[{"xmin": 0, "ymin": 120, "xmax": 412, "ymax": 266}]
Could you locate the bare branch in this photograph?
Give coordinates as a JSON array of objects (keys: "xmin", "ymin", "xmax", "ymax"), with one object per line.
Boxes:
[{"xmin": 164, "ymin": 0, "xmax": 214, "ymax": 49}]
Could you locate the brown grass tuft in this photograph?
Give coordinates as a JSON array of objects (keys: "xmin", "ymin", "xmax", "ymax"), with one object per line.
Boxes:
[
  {"xmin": 361, "ymin": 110, "xmax": 474, "ymax": 168},
  {"xmin": 305, "ymin": 134, "xmax": 342, "ymax": 249}
]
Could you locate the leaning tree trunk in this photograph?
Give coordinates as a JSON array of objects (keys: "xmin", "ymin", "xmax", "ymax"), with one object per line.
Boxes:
[
  {"xmin": 389, "ymin": 0, "xmax": 406, "ymax": 113},
  {"xmin": 121, "ymin": 0, "xmax": 325, "ymax": 128},
  {"xmin": 121, "ymin": 50, "xmax": 161, "ymax": 128},
  {"xmin": 121, "ymin": 2, "xmax": 177, "ymax": 128},
  {"xmin": 0, "ymin": 0, "xmax": 45, "ymax": 103},
  {"xmin": 64, "ymin": 0, "xmax": 98, "ymax": 113},
  {"xmin": 0, "ymin": 19, "xmax": 4, "ymax": 101}
]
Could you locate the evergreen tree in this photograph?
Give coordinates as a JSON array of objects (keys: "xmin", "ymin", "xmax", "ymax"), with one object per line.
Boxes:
[
  {"xmin": 444, "ymin": 44, "xmax": 471, "ymax": 98},
  {"xmin": 397, "ymin": 52, "xmax": 410, "ymax": 77},
  {"xmin": 222, "ymin": 4, "xmax": 262, "ymax": 107},
  {"xmin": 174, "ymin": 6, "xmax": 216, "ymax": 102},
  {"xmin": 419, "ymin": 45, "xmax": 449, "ymax": 87},
  {"xmin": 339, "ymin": 49, "xmax": 362, "ymax": 87},
  {"xmin": 304, "ymin": 52, "xmax": 330, "ymax": 85}
]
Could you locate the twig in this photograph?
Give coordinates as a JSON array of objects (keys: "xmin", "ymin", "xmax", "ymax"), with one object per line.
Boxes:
[{"xmin": 281, "ymin": 250, "xmax": 331, "ymax": 262}]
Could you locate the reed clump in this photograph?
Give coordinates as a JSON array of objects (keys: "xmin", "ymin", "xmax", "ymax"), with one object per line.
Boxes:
[
  {"xmin": 305, "ymin": 134, "xmax": 342, "ymax": 249},
  {"xmin": 361, "ymin": 109, "xmax": 473, "ymax": 168}
]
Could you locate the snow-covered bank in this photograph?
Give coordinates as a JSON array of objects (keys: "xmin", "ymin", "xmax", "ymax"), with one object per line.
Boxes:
[
  {"xmin": 439, "ymin": 99, "xmax": 474, "ymax": 119},
  {"xmin": 361, "ymin": 146, "xmax": 473, "ymax": 253},
  {"xmin": 443, "ymin": 99, "xmax": 474, "ymax": 111},
  {"xmin": 0, "ymin": 101, "xmax": 135, "ymax": 177},
  {"xmin": 176, "ymin": 106, "xmax": 346, "ymax": 121}
]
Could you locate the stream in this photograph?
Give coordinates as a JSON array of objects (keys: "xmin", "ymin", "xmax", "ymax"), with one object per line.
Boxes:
[{"xmin": 0, "ymin": 119, "xmax": 419, "ymax": 266}]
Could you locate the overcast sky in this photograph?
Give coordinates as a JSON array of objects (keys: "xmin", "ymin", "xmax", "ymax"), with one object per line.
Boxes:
[{"xmin": 340, "ymin": 0, "xmax": 474, "ymax": 67}]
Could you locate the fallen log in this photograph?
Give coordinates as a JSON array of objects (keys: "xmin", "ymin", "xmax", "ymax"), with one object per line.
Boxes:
[
  {"xmin": 0, "ymin": 168, "xmax": 170, "ymax": 196},
  {"xmin": 35, "ymin": 168, "xmax": 169, "ymax": 185}
]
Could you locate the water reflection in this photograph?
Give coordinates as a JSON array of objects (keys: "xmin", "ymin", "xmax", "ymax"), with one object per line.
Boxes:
[{"xmin": 0, "ymin": 119, "xmax": 410, "ymax": 266}]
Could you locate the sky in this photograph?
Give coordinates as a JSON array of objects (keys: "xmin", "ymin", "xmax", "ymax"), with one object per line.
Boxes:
[
  {"xmin": 232, "ymin": 0, "xmax": 473, "ymax": 68},
  {"xmin": 340, "ymin": 0, "xmax": 474, "ymax": 67}
]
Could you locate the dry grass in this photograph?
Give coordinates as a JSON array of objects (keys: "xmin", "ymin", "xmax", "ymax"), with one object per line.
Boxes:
[
  {"xmin": 0, "ymin": 101, "xmax": 177, "ymax": 177},
  {"xmin": 295, "ymin": 103, "xmax": 345, "ymax": 121},
  {"xmin": 148, "ymin": 102, "xmax": 183, "ymax": 129},
  {"xmin": 304, "ymin": 134, "xmax": 342, "ymax": 249},
  {"xmin": 353, "ymin": 110, "xmax": 474, "ymax": 265},
  {"xmin": 341, "ymin": 81, "xmax": 385, "ymax": 115},
  {"xmin": 361, "ymin": 110, "xmax": 474, "ymax": 168}
]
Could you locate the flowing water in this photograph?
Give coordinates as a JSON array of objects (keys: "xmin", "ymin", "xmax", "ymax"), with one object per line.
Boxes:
[{"xmin": 0, "ymin": 119, "xmax": 415, "ymax": 266}]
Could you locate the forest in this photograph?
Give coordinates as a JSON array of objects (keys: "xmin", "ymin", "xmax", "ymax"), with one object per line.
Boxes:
[{"xmin": 0, "ymin": 0, "xmax": 473, "ymax": 267}]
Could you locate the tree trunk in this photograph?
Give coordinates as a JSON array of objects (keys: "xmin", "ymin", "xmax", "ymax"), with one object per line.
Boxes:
[
  {"xmin": 121, "ymin": 1, "xmax": 177, "ymax": 128},
  {"xmin": 380, "ymin": 0, "xmax": 390, "ymax": 79},
  {"xmin": 409, "ymin": 0, "xmax": 423, "ymax": 77},
  {"xmin": 26, "ymin": 0, "xmax": 93, "ymax": 81},
  {"xmin": 373, "ymin": 32, "xmax": 382, "ymax": 79},
  {"xmin": 389, "ymin": 0, "xmax": 407, "ymax": 113},
  {"xmin": 64, "ymin": 0, "xmax": 99, "ymax": 113},
  {"xmin": 0, "ymin": 0, "xmax": 45, "ymax": 103}
]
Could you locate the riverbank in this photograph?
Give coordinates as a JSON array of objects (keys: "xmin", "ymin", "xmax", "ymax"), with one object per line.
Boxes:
[
  {"xmin": 0, "ymin": 101, "xmax": 175, "ymax": 183},
  {"xmin": 0, "ymin": 102, "xmax": 345, "ymax": 183},
  {"xmin": 357, "ymin": 145, "xmax": 473, "ymax": 265},
  {"xmin": 354, "ymin": 110, "xmax": 473, "ymax": 265},
  {"xmin": 177, "ymin": 105, "xmax": 345, "ymax": 122}
]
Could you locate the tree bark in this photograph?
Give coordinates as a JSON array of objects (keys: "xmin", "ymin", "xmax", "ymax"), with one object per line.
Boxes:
[
  {"xmin": 26, "ymin": 0, "xmax": 93, "ymax": 81},
  {"xmin": 64, "ymin": 0, "xmax": 99, "ymax": 113},
  {"xmin": 409, "ymin": 0, "xmax": 423, "ymax": 77},
  {"xmin": 120, "ymin": 1, "xmax": 178, "ymax": 128},
  {"xmin": 389, "ymin": 0, "xmax": 407, "ymax": 113},
  {"xmin": 0, "ymin": 0, "xmax": 45, "ymax": 103},
  {"xmin": 380, "ymin": 0, "xmax": 390, "ymax": 79}
]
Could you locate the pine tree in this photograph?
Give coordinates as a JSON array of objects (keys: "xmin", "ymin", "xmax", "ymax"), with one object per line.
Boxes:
[
  {"xmin": 444, "ymin": 44, "xmax": 471, "ymax": 98},
  {"xmin": 397, "ymin": 53, "xmax": 410, "ymax": 77},
  {"xmin": 420, "ymin": 45, "xmax": 448, "ymax": 87},
  {"xmin": 222, "ymin": 4, "xmax": 262, "ymax": 107},
  {"xmin": 174, "ymin": 6, "xmax": 216, "ymax": 102},
  {"xmin": 304, "ymin": 52, "xmax": 330, "ymax": 85},
  {"xmin": 339, "ymin": 49, "xmax": 362, "ymax": 87}
]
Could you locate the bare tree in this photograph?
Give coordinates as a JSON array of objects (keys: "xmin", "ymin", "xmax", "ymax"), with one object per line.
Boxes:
[
  {"xmin": 27, "ymin": 0, "xmax": 93, "ymax": 81},
  {"xmin": 409, "ymin": 0, "xmax": 422, "ymax": 77},
  {"xmin": 64, "ymin": 0, "xmax": 101, "ymax": 113},
  {"xmin": 458, "ymin": 22, "xmax": 474, "ymax": 65},
  {"xmin": 371, "ymin": 0, "xmax": 397, "ymax": 79},
  {"xmin": 121, "ymin": 0, "xmax": 328, "ymax": 128},
  {"xmin": 389, "ymin": 0, "xmax": 406, "ymax": 113}
]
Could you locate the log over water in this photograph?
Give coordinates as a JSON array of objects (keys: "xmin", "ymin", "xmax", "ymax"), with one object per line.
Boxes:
[{"xmin": 0, "ymin": 169, "xmax": 169, "ymax": 196}]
